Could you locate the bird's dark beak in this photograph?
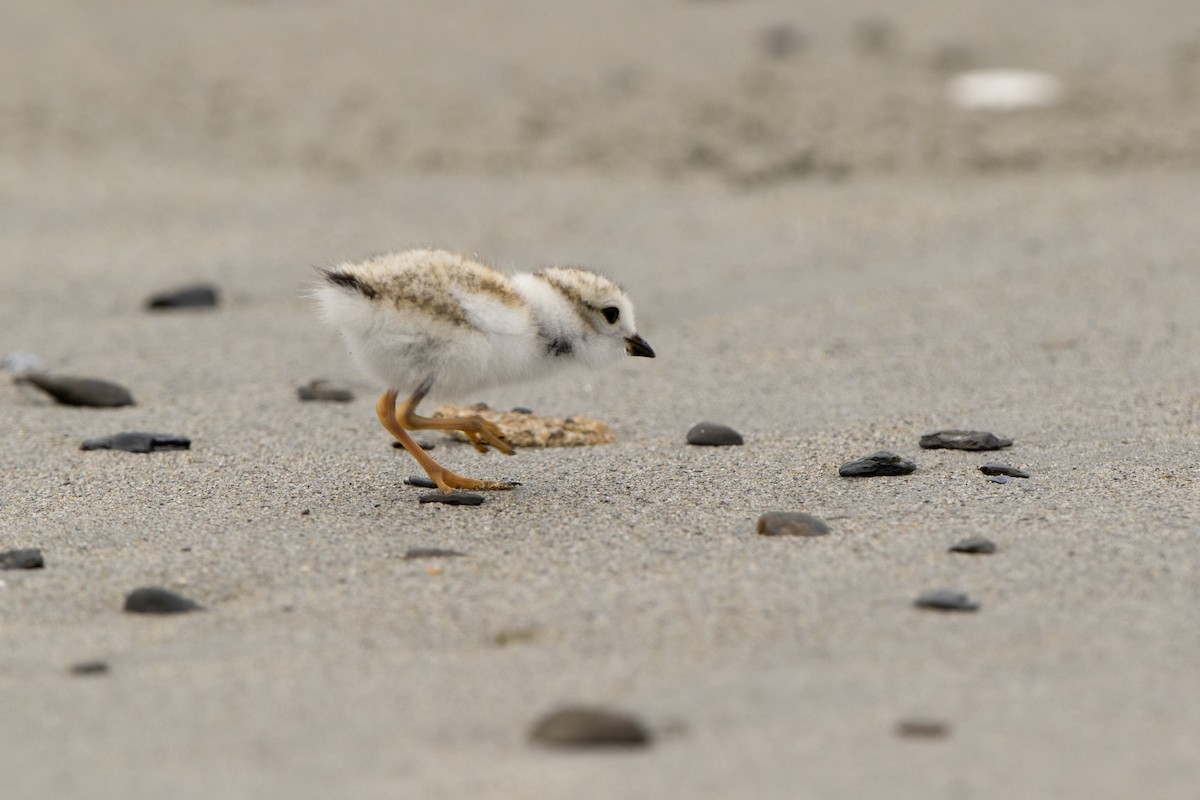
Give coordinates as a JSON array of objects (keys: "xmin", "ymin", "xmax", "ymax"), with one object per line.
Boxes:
[{"xmin": 625, "ymin": 334, "xmax": 655, "ymax": 358}]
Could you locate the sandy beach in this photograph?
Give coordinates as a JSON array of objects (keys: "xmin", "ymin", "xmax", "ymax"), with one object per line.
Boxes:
[{"xmin": 3, "ymin": 2, "xmax": 1199, "ymax": 798}]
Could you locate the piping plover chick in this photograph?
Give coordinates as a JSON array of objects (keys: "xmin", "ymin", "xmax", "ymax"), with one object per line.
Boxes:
[{"xmin": 316, "ymin": 248, "xmax": 655, "ymax": 492}]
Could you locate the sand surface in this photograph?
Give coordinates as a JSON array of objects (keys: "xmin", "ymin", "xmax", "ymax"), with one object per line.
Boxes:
[{"xmin": 3, "ymin": 2, "xmax": 1199, "ymax": 798}]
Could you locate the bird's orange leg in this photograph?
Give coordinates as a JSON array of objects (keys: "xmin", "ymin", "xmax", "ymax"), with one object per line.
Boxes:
[
  {"xmin": 394, "ymin": 381, "xmax": 514, "ymax": 456},
  {"xmin": 376, "ymin": 390, "xmax": 515, "ymax": 492}
]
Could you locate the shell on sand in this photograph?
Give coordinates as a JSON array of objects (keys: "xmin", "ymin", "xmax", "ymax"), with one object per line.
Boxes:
[{"xmin": 431, "ymin": 403, "xmax": 614, "ymax": 447}]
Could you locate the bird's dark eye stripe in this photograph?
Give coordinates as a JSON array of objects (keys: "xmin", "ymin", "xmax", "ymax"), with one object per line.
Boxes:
[{"xmin": 601, "ymin": 306, "xmax": 620, "ymax": 324}]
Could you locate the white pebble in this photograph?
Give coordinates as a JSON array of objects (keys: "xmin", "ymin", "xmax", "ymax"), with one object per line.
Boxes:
[{"xmin": 948, "ymin": 69, "xmax": 1063, "ymax": 111}]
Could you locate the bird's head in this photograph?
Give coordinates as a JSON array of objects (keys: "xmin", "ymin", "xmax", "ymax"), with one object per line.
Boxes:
[{"xmin": 536, "ymin": 267, "xmax": 655, "ymax": 366}]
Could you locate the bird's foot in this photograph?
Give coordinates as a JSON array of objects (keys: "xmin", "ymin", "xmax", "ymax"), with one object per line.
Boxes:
[
  {"xmin": 455, "ymin": 415, "xmax": 515, "ymax": 455},
  {"xmin": 426, "ymin": 465, "xmax": 518, "ymax": 492}
]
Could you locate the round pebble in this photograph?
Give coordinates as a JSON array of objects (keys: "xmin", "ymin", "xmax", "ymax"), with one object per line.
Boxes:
[
  {"xmin": 914, "ymin": 589, "xmax": 980, "ymax": 612},
  {"xmin": 949, "ymin": 536, "xmax": 997, "ymax": 554},
  {"xmin": 0, "ymin": 548, "xmax": 44, "ymax": 570},
  {"xmin": 145, "ymin": 283, "xmax": 220, "ymax": 309},
  {"xmin": 919, "ymin": 430, "xmax": 1012, "ymax": 451},
  {"xmin": 839, "ymin": 451, "xmax": 916, "ymax": 477},
  {"xmin": 81, "ymin": 432, "xmax": 191, "ymax": 453},
  {"xmin": 124, "ymin": 587, "xmax": 205, "ymax": 615},
  {"xmin": 16, "ymin": 373, "xmax": 134, "ymax": 407},
  {"xmin": 895, "ymin": 718, "xmax": 951, "ymax": 739},
  {"xmin": 529, "ymin": 706, "xmax": 652, "ymax": 748},
  {"xmin": 756, "ymin": 512, "xmax": 831, "ymax": 537},
  {"xmin": 69, "ymin": 660, "xmax": 111, "ymax": 676},
  {"xmin": 686, "ymin": 422, "xmax": 744, "ymax": 446},
  {"xmin": 418, "ymin": 492, "xmax": 485, "ymax": 506},
  {"xmin": 297, "ymin": 379, "xmax": 354, "ymax": 402}
]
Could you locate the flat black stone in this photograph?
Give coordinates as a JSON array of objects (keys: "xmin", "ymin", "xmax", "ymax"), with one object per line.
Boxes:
[
  {"xmin": 81, "ymin": 432, "xmax": 191, "ymax": 453},
  {"xmin": 0, "ymin": 548, "xmax": 44, "ymax": 569},
  {"xmin": 69, "ymin": 660, "xmax": 110, "ymax": 676},
  {"xmin": 914, "ymin": 589, "xmax": 980, "ymax": 612},
  {"xmin": 839, "ymin": 451, "xmax": 916, "ymax": 477},
  {"xmin": 529, "ymin": 706, "xmax": 652, "ymax": 748},
  {"xmin": 124, "ymin": 587, "xmax": 204, "ymax": 614},
  {"xmin": 919, "ymin": 430, "xmax": 1012, "ymax": 451},
  {"xmin": 395, "ymin": 440, "xmax": 436, "ymax": 451},
  {"xmin": 296, "ymin": 379, "xmax": 354, "ymax": 402},
  {"xmin": 686, "ymin": 422, "xmax": 744, "ymax": 446},
  {"xmin": 17, "ymin": 373, "xmax": 134, "ymax": 407},
  {"xmin": 756, "ymin": 512, "xmax": 831, "ymax": 537},
  {"xmin": 511, "ymin": 406, "xmax": 535, "ymax": 414},
  {"xmin": 419, "ymin": 492, "xmax": 484, "ymax": 506},
  {"xmin": 980, "ymin": 463, "xmax": 1030, "ymax": 478},
  {"xmin": 949, "ymin": 536, "xmax": 997, "ymax": 554},
  {"xmin": 145, "ymin": 284, "xmax": 219, "ymax": 309},
  {"xmin": 405, "ymin": 476, "xmax": 439, "ymax": 489},
  {"xmin": 403, "ymin": 547, "xmax": 467, "ymax": 559}
]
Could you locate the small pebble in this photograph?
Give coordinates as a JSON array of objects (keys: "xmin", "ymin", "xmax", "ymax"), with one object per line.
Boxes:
[
  {"xmin": 756, "ymin": 512, "xmax": 831, "ymax": 537},
  {"xmin": 0, "ymin": 548, "xmax": 44, "ymax": 569},
  {"xmin": 686, "ymin": 422, "xmax": 744, "ymax": 446},
  {"xmin": 949, "ymin": 536, "xmax": 996, "ymax": 554},
  {"xmin": 395, "ymin": 440, "xmax": 436, "ymax": 451},
  {"xmin": 980, "ymin": 463, "xmax": 1030, "ymax": 478},
  {"xmin": 986, "ymin": 474, "xmax": 1011, "ymax": 484},
  {"xmin": 16, "ymin": 373, "xmax": 134, "ymax": 407},
  {"xmin": 145, "ymin": 283, "xmax": 220, "ymax": 309},
  {"xmin": 124, "ymin": 587, "xmax": 204, "ymax": 614},
  {"xmin": 81, "ymin": 432, "xmax": 191, "ymax": 453},
  {"xmin": 919, "ymin": 430, "xmax": 1012, "ymax": 450},
  {"xmin": 895, "ymin": 718, "xmax": 951, "ymax": 739},
  {"xmin": 914, "ymin": 589, "xmax": 980, "ymax": 612},
  {"xmin": 0, "ymin": 351, "xmax": 45, "ymax": 374},
  {"xmin": 69, "ymin": 660, "xmax": 110, "ymax": 676},
  {"xmin": 511, "ymin": 406, "xmax": 535, "ymax": 414},
  {"xmin": 404, "ymin": 476, "xmax": 439, "ymax": 489},
  {"xmin": 419, "ymin": 492, "xmax": 484, "ymax": 506},
  {"xmin": 529, "ymin": 706, "xmax": 652, "ymax": 748},
  {"xmin": 297, "ymin": 379, "xmax": 354, "ymax": 402},
  {"xmin": 839, "ymin": 451, "xmax": 916, "ymax": 477},
  {"xmin": 403, "ymin": 547, "xmax": 466, "ymax": 559}
]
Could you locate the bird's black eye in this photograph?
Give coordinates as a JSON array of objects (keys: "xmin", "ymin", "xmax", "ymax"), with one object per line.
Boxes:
[{"xmin": 602, "ymin": 306, "xmax": 620, "ymax": 324}]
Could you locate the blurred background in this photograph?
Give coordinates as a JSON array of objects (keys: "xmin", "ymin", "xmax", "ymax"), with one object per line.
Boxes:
[{"xmin": 5, "ymin": 0, "xmax": 1199, "ymax": 185}]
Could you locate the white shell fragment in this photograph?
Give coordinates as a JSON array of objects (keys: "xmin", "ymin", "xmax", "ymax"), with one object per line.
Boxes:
[{"xmin": 948, "ymin": 70, "xmax": 1063, "ymax": 111}]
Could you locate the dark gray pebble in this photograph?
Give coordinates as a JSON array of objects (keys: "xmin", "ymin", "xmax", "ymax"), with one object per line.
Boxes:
[
  {"xmin": 756, "ymin": 512, "xmax": 830, "ymax": 537},
  {"xmin": 980, "ymin": 463, "xmax": 1030, "ymax": 478},
  {"xmin": 16, "ymin": 373, "xmax": 134, "ymax": 407},
  {"xmin": 70, "ymin": 660, "xmax": 110, "ymax": 676},
  {"xmin": 686, "ymin": 422, "xmax": 744, "ymax": 446},
  {"xmin": 419, "ymin": 492, "xmax": 485, "ymax": 506},
  {"xmin": 0, "ymin": 548, "xmax": 44, "ymax": 569},
  {"xmin": 511, "ymin": 406, "xmax": 535, "ymax": 414},
  {"xmin": 920, "ymin": 430, "xmax": 1012, "ymax": 450},
  {"xmin": 949, "ymin": 536, "xmax": 996, "ymax": 554},
  {"xmin": 895, "ymin": 718, "xmax": 951, "ymax": 739},
  {"xmin": 395, "ymin": 440, "xmax": 435, "ymax": 451},
  {"xmin": 145, "ymin": 284, "xmax": 219, "ymax": 309},
  {"xmin": 529, "ymin": 706, "xmax": 652, "ymax": 748},
  {"xmin": 297, "ymin": 379, "xmax": 354, "ymax": 402},
  {"xmin": 81, "ymin": 432, "xmax": 191, "ymax": 453},
  {"xmin": 839, "ymin": 450, "xmax": 916, "ymax": 477},
  {"xmin": 405, "ymin": 476, "xmax": 439, "ymax": 489},
  {"xmin": 124, "ymin": 587, "xmax": 204, "ymax": 614},
  {"xmin": 914, "ymin": 589, "xmax": 980, "ymax": 612},
  {"xmin": 403, "ymin": 547, "xmax": 467, "ymax": 559}
]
